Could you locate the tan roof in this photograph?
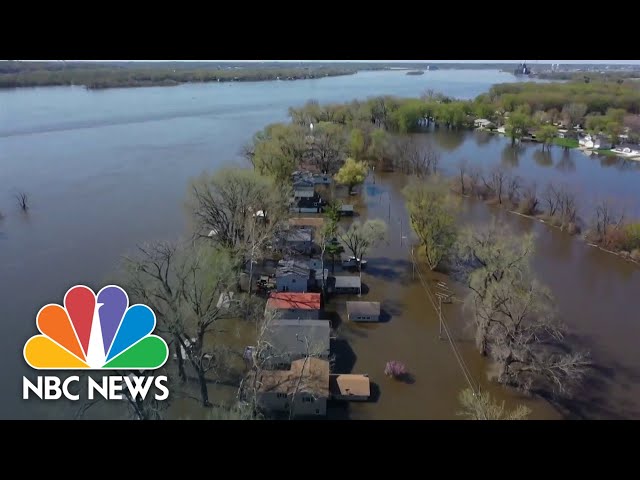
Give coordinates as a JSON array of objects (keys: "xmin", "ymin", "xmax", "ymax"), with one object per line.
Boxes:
[
  {"xmin": 258, "ymin": 358, "xmax": 330, "ymax": 397},
  {"xmin": 330, "ymin": 374, "xmax": 371, "ymax": 398},
  {"xmin": 347, "ymin": 301, "xmax": 380, "ymax": 316},
  {"xmin": 289, "ymin": 217, "xmax": 325, "ymax": 228}
]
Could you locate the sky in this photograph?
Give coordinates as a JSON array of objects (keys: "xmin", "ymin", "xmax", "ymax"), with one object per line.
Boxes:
[{"xmin": 33, "ymin": 60, "xmax": 640, "ymax": 65}]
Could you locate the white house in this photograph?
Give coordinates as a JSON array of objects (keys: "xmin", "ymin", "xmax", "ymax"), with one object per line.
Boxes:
[
  {"xmin": 252, "ymin": 358, "xmax": 330, "ymax": 418},
  {"xmin": 586, "ymin": 135, "xmax": 612, "ymax": 150},
  {"xmin": 474, "ymin": 118, "xmax": 493, "ymax": 129}
]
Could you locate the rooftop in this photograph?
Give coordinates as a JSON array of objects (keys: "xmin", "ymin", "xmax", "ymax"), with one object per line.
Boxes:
[
  {"xmin": 329, "ymin": 374, "xmax": 371, "ymax": 398},
  {"xmin": 216, "ymin": 292, "xmax": 234, "ymax": 309},
  {"xmin": 334, "ymin": 276, "xmax": 361, "ymax": 289},
  {"xmin": 263, "ymin": 319, "xmax": 331, "ymax": 358},
  {"xmin": 286, "ymin": 229, "xmax": 313, "ymax": 242},
  {"xmin": 257, "ymin": 358, "xmax": 330, "ymax": 397},
  {"xmin": 267, "ymin": 292, "xmax": 321, "ymax": 310},
  {"xmin": 276, "ymin": 264, "xmax": 310, "ymax": 278},
  {"xmin": 289, "ymin": 217, "xmax": 325, "ymax": 228},
  {"xmin": 347, "ymin": 301, "xmax": 380, "ymax": 316}
]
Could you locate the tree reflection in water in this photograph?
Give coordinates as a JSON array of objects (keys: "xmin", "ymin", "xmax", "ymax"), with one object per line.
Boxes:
[
  {"xmin": 556, "ymin": 148, "xmax": 576, "ymax": 173},
  {"xmin": 501, "ymin": 143, "xmax": 524, "ymax": 168},
  {"xmin": 533, "ymin": 149, "xmax": 553, "ymax": 167}
]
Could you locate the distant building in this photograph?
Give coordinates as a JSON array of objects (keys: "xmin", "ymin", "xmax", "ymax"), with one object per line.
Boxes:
[
  {"xmin": 474, "ymin": 118, "xmax": 493, "ymax": 129},
  {"xmin": 514, "ymin": 62, "xmax": 531, "ymax": 75},
  {"xmin": 346, "ymin": 301, "xmax": 381, "ymax": 322},
  {"xmin": 251, "ymin": 357, "xmax": 330, "ymax": 418},
  {"xmin": 266, "ymin": 292, "xmax": 322, "ymax": 320}
]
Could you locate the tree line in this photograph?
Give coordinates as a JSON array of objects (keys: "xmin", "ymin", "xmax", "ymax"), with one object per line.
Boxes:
[{"xmin": 0, "ymin": 62, "xmax": 358, "ymax": 89}]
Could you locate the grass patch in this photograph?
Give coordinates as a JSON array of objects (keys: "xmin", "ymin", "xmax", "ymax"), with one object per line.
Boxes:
[
  {"xmin": 596, "ymin": 149, "xmax": 619, "ymax": 157},
  {"xmin": 552, "ymin": 137, "xmax": 579, "ymax": 148}
]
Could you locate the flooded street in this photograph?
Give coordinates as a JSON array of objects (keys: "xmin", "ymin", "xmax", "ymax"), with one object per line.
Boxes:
[{"xmin": 330, "ymin": 171, "xmax": 639, "ymax": 419}]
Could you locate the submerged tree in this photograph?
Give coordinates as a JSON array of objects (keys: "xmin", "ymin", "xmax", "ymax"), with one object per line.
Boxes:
[
  {"xmin": 337, "ymin": 219, "xmax": 387, "ymax": 295},
  {"xmin": 187, "ymin": 168, "xmax": 290, "ymax": 263},
  {"xmin": 122, "ymin": 240, "xmax": 238, "ymax": 407},
  {"xmin": 403, "ymin": 178, "xmax": 457, "ymax": 271},
  {"xmin": 457, "ymin": 388, "xmax": 531, "ymax": 420},
  {"xmin": 334, "ymin": 157, "xmax": 368, "ymax": 195},
  {"xmin": 455, "ymin": 221, "xmax": 589, "ymax": 396}
]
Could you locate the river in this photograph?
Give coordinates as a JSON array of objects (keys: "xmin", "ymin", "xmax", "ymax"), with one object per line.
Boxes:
[{"xmin": 1, "ymin": 69, "xmax": 638, "ymax": 419}]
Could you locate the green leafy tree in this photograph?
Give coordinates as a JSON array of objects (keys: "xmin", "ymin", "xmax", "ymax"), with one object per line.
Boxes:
[
  {"xmin": 403, "ymin": 179, "xmax": 457, "ymax": 271},
  {"xmin": 536, "ymin": 124, "xmax": 558, "ymax": 151},
  {"xmin": 458, "ymin": 388, "xmax": 531, "ymax": 420},
  {"xmin": 250, "ymin": 123, "xmax": 307, "ymax": 183},
  {"xmin": 334, "ymin": 157, "xmax": 368, "ymax": 195},
  {"xmin": 505, "ymin": 110, "xmax": 532, "ymax": 146},
  {"xmin": 367, "ymin": 129, "xmax": 391, "ymax": 169}
]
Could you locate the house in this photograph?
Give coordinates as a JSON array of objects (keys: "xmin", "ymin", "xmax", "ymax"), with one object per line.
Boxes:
[
  {"xmin": 290, "ymin": 193, "xmax": 325, "ymax": 214},
  {"xmin": 474, "ymin": 118, "xmax": 493, "ymax": 129},
  {"xmin": 292, "ymin": 171, "xmax": 332, "ymax": 186},
  {"xmin": 329, "ymin": 374, "xmax": 371, "ymax": 401},
  {"xmin": 281, "ymin": 227, "xmax": 314, "ymax": 254},
  {"xmin": 586, "ymin": 135, "xmax": 612, "ymax": 150},
  {"xmin": 331, "ymin": 275, "xmax": 361, "ymax": 294},
  {"xmin": 346, "ymin": 301, "xmax": 381, "ymax": 322},
  {"xmin": 252, "ymin": 357, "xmax": 330, "ymax": 418},
  {"xmin": 578, "ymin": 134, "xmax": 590, "ymax": 147},
  {"xmin": 279, "ymin": 257, "xmax": 323, "ymax": 273},
  {"xmin": 260, "ymin": 318, "xmax": 331, "ymax": 368},
  {"xmin": 293, "ymin": 185, "xmax": 315, "ymax": 200},
  {"xmin": 275, "ymin": 263, "xmax": 312, "ymax": 293},
  {"xmin": 266, "ymin": 292, "xmax": 322, "ymax": 320}
]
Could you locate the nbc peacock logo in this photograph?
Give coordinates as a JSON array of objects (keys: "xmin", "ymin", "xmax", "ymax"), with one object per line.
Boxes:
[{"xmin": 24, "ymin": 285, "xmax": 169, "ymax": 370}]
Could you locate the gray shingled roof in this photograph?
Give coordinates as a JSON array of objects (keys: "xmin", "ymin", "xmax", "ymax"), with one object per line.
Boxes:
[{"xmin": 264, "ymin": 319, "xmax": 331, "ymax": 358}]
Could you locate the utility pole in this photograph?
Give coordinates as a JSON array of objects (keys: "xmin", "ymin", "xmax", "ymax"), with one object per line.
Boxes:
[
  {"xmin": 438, "ymin": 295, "xmax": 443, "ymax": 340},
  {"xmin": 411, "ymin": 247, "xmax": 415, "ymax": 280}
]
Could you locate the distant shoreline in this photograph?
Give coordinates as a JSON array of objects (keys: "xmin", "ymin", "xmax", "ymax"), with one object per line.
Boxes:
[{"xmin": 0, "ymin": 65, "xmax": 361, "ymax": 90}]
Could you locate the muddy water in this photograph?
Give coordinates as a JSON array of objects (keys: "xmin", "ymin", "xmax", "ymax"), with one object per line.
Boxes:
[{"xmin": 328, "ymin": 172, "xmax": 639, "ymax": 420}]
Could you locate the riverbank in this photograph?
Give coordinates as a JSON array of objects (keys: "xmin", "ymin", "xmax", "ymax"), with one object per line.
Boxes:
[{"xmin": 0, "ymin": 64, "xmax": 359, "ymax": 90}]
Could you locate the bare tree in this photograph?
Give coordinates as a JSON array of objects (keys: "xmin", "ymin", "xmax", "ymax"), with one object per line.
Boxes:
[
  {"xmin": 518, "ymin": 182, "xmax": 539, "ymax": 216},
  {"xmin": 456, "ymin": 158, "xmax": 469, "ymax": 195},
  {"xmin": 482, "ymin": 166, "xmax": 508, "ymax": 205},
  {"xmin": 542, "ymin": 183, "xmax": 560, "ymax": 217},
  {"xmin": 305, "ymin": 123, "xmax": 348, "ymax": 175},
  {"xmin": 467, "ymin": 165, "xmax": 483, "ymax": 198},
  {"xmin": 15, "ymin": 191, "xmax": 29, "ymax": 211},
  {"xmin": 458, "ymin": 388, "xmax": 531, "ymax": 420},
  {"xmin": 187, "ymin": 168, "xmax": 290, "ymax": 267},
  {"xmin": 337, "ymin": 219, "xmax": 388, "ymax": 295},
  {"xmin": 455, "ymin": 221, "xmax": 589, "ymax": 396},
  {"xmin": 592, "ymin": 198, "xmax": 625, "ymax": 247},
  {"xmin": 122, "ymin": 240, "xmax": 238, "ymax": 407},
  {"xmin": 506, "ymin": 174, "xmax": 523, "ymax": 205}
]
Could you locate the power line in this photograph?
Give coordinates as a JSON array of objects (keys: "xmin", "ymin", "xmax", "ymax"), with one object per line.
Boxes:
[{"xmin": 409, "ymin": 248, "xmax": 480, "ymax": 396}]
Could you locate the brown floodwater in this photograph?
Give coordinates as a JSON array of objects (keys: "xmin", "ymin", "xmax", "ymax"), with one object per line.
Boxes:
[{"xmin": 325, "ymin": 172, "xmax": 640, "ymax": 420}]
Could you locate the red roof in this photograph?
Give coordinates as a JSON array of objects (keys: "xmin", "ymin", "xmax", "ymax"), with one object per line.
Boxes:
[{"xmin": 267, "ymin": 292, "xmax": 321, "ymax": 311}]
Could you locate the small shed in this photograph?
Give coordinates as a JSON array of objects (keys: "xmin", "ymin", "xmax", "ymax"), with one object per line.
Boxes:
[
  {"xmin": 339, "ymin": 204, "xmax": 355, "ymax": 217},
  {"xmin": 333, "ymin": 276, "xmax": 361, "ymax": 294},
  {"xmin": 346, "ymin": 301, "xmax": 381, "ymax": 322},
  {"xmin": 329, "ymin": 374, "xmax": 371, "ymax": 401}
]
